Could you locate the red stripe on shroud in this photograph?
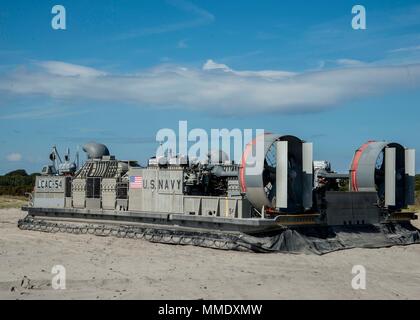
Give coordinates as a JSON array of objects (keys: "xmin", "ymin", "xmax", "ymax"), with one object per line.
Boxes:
[
  {"xmin": 351, "ymin": 141, "xmax": 374, "ymax": 191},
  {"xmin": 239, "ymin": 133, "xmax": 271, "ymax": 193}
]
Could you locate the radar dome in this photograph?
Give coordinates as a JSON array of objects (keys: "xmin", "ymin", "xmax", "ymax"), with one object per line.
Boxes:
[{"xmin": 83, "ymin": 142, "xmax": 110, "ymax": 159}]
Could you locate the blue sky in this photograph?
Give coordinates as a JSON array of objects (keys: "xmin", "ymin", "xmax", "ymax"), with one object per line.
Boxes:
[{"xmin": 0, "ymin": 0, "xmax": 420, "ymax": 174}]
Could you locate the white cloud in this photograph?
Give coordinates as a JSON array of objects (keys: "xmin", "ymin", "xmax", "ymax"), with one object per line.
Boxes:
[
  {"xmin": 0, "ymin": 60, "xmax": 420, "ymax": 115},
  {"xmin": 202, "ymin": 59, "xmax": 296, "ymax": 79},
  {"xmin": 389, "ymin": 45, "xmax": 420, "ymax": 53},
  {"xmin": 115, "ymin": 0, "xmax": 214, "ymax": 40},
  {"xmin": 37, "ymin": 61, "xmax": 107, "ymax": 77},
  {"xmin": 6, "ymin": 153, "xmax": 22, "ymax": 162},
  {"xmin": 335, "ymin": 59, "xmax": 367, "ymax": 67},
  {"xmin": 0, "ymin": 106, "xmax": 88, "ymax": 120},
  {"xmin": 202, "ymin": 59, "xmax": 232, "ymax": 72}
]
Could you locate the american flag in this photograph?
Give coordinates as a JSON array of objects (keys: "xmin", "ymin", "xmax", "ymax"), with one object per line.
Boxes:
[{"xmin": 130, "ymin": 176, "xmax": 143, "ymax": 189}]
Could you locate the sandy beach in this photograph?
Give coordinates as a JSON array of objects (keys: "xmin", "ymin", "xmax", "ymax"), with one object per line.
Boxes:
[{"xmin": 1, "ymin": 208, "xmax": 420, "ymax": 300}]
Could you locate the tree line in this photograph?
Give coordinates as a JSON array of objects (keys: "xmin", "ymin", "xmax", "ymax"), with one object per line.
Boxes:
[{"xmin": 0, "ymin": 170, "xmax": 40, "ymax": 196}]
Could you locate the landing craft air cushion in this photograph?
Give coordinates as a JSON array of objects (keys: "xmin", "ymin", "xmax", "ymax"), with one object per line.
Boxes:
[{"xmin": 19, "ymin": 134, "xmax": 419, "ymax": 253}]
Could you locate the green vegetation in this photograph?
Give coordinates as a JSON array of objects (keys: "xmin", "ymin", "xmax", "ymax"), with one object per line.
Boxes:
[{"xmin": 0, "ymin": 170, "xmax": 39, "ymax": 196}]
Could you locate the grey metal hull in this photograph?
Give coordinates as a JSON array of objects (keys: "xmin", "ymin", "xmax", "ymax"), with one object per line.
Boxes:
[{"xmin": 23, "ymin": 206, "xmax": 290, "ymax": 234}]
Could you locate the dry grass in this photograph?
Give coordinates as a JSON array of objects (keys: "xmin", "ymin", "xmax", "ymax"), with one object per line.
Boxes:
[
  {"xmin": 0, "ymin": 195, "xmax": 28, "ymax": 209},
  {"xmin": 411, "ymin": 191, "xmax": 420, "ymax": 213}
]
